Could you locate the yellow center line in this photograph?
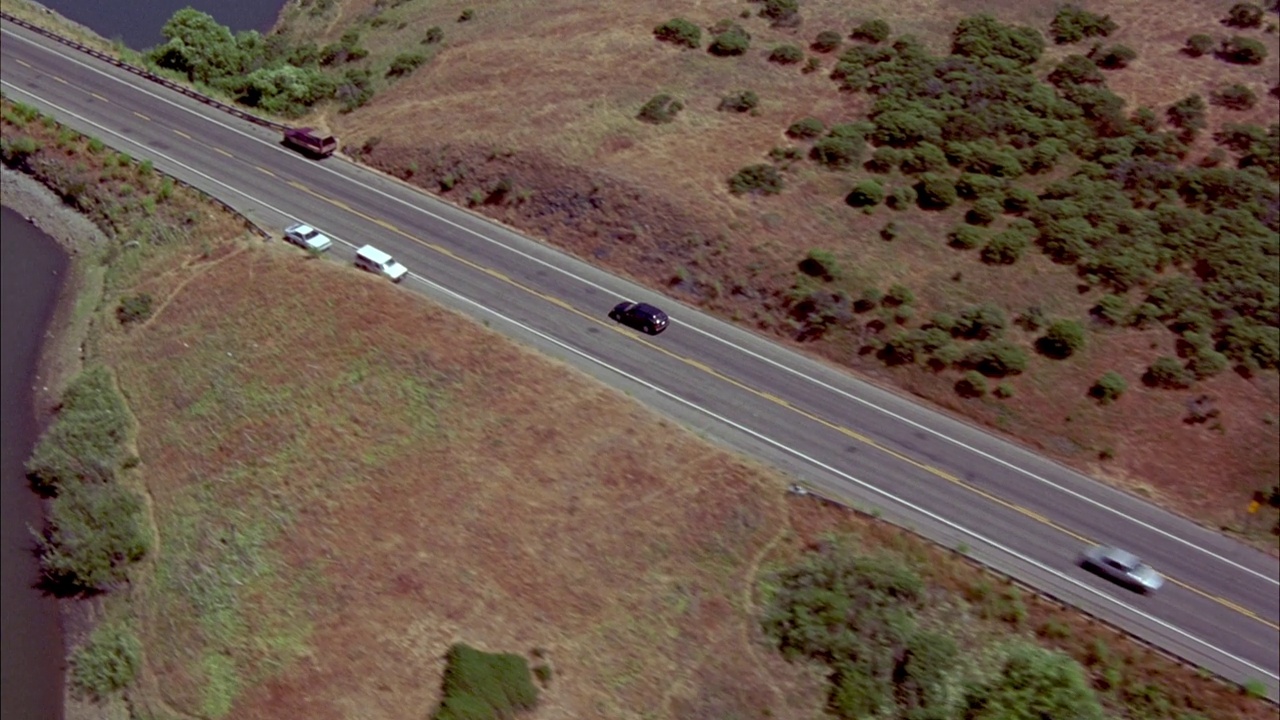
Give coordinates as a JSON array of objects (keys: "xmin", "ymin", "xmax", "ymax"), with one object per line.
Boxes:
[
  {"xmin": 213, "ymin": 147, "xmax": 232, "ymax": 158},
  {"xmin": 132, "ymin": 111, "xmax": 150, "ymax": 121},
  {"xmin": 53, "ymin": 75, "xmax": 67, "ymax": 84},
  {"xmin": 90, "ymin": 92, "xmax": 108, "ymax": 102},
  {"xmin": 286, "ymin": 181, "xmax": 1278, "ymax": 631},
  {"xmin": 173, "ymin": 129, "xmax": 191, "ymax": 140},
  {"xmin": 16, "ymin": 59, "xmax": 32, "ymax": 68},
  {"xmin": 255, "ymin": 166, "xmax": 275, "ymax": 177}
]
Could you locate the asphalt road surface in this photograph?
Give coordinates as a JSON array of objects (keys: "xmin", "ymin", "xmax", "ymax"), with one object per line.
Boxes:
[{"xmin": 3, "ymin": 17, "xmax": 1278, "ymax": 698}]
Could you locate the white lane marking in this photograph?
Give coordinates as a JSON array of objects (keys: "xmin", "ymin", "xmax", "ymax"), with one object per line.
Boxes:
[
  {"xmin": 5, "ymin": 81, "xmax": 1277, "ymax": 686},
  {"xmin": 4, "ymin": 25, "xmax": 1277, "ymax": 588}
]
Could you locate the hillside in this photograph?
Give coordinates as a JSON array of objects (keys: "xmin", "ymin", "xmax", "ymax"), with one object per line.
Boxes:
[{"xmin": 258, "ymin": 0, "xmax": 1280, "ymax": 537}]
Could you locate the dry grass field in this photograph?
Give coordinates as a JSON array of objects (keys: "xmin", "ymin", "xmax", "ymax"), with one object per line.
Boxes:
[{"xmin": 264, "ymin": 0, "xmax": 1280, "ymax": 537}]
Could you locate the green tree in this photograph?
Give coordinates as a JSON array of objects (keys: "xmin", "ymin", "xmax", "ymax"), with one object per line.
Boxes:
[
  {"xmin": 963, "ymin": 642, "xmax": 1104, "ymax": 720},
  {"xmin": 148, "ymin": 9, "xmax": 242, "ymax": 85},
  {"xmin": 964, "ymin": 340, "xmax": 1029, "ymax": 377},
  {"xmin": 813, "ymin": 30, "xmax": 843, "ymax": 53},
  {"xmin": 709, "ymin": 22, "xmax": 751, "ymax": 56},
  {"xmin": 432, "ymin": 644, "xmax": 539, "ymax": 720},
  {"xmin": 1224, "ymin": 2, "xmax": 1264, "ymax": 28},
  {"xmin": 1037, "ymin": 319, "xmax": 1087, "ymax": 358},
  {"xmin": 812, "ymin": 135, "xmax": 864, "ymax": 169}
]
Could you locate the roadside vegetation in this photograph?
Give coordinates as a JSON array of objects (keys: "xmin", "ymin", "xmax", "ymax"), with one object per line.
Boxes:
[{"xmin": 4, "ymin": 95, "xmax": 1276, "ymax": 720}]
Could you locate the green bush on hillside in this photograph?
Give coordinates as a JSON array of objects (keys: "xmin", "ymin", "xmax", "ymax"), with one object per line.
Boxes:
[
  {"xmin": 812, "ymin": 31, "xmax": 843, "ymax": 53},
  {"xmin": 26, "ymin": 366, "xmax": 131, "ymax": 495},
  {"xmin": 760, "ymin": 0, "xmax": 801, "ymax": 27},
  {"xmin": 1051, "ymin": 5, "xmax": 1117, "ymax": 44},
  {"xmin": 1091, "ymin": 44, "xmax": 1136, "ymax": 70},
  {"xmin": 37, "ymin": 479, "xmax": 150, "ymax": 593},
  {"xmin": 769, "ymin": 44, "xmax": 804, "ymax": 64},
  {"xmin": 914, "ymin": 174, "xmax": 957, "ymax": 209},
  {"xmin": 718, "ymin": 89, "xmax": 760, "ymax": 113},
  {"xmin": 846, "ymin": 179, "xmax": 884, "ymax": 207},
  {"xmin": 709, "ymin": 21, "xmax": 751, "ymax": 56},
  {"xmin": 1224, "ymin": 2, "xmax": 1265, "ymax": 28},
  {"xmin": 1219, "ymin": 36, "xmax": 1267, "ymax": 65},
  {"xmin": 964, "ymin": 340, "xmax": 1029, "ymax": 377},
  {"xmin": 850, "ymin": 19, "xmax": 891, "ymax": 43},
  {"xmin": 1090, "ymin": 371, "xmax": 1128, "ymax": 404},
  {"xmin": 431, "ymin": 644, "xmax": 539, "ymax": 720},
  {"xmin": 70, "ymin": 620, "xmax": 142, "ymax": 698},
  {"xmin": 1037, "ymin": 319, "xmax": 1087, "ymax": 358},
  {"xmin": 386, "ymin": 52, "xmax": 427, "ymax": 78},
  {"xmin": 1144, "ymin": 356, "xmax": 1193, "ymax": 388},
  {"xmin": 637, "ymin": 94, "xmax": 683, "ymax": 124},
  {"xmin": 812, "ymin": 135, "xmax": 863, "ymax": 169},
  {"xmin": 730, "ymin": 164, "xmax": 784, "ymax": 195},
  {"xmin": 1184, "ymin": 34, "xmax": 1215, "ymax": 57},
  {"xmin": 1211, "ymin": 84, "xmax": 1257, "ymax": 110},
  {"xmin": 787, "ymin": 116, "xmax": 826, "ymax": 139},
  {"xmin": 948, "ymin": 225, "xmax": 985, "ymax": 250},
  {"xmin": 654, "ymin": 18, "xmax": 701, "ymax": 49}
]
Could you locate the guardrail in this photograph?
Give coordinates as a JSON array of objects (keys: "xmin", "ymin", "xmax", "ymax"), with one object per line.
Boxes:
[{"xmin": 0, "ymin": 10, "xmax": 289, "ymax": 133}]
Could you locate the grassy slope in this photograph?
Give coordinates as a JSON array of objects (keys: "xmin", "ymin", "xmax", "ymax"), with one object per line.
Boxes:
[
  {"xmin": 268, "ymin": 0, "xmax": 1280, "ymax": 537},
  {"xmin": 5, "ymin": 96, "xmax": 1276, "ymax": 720}
]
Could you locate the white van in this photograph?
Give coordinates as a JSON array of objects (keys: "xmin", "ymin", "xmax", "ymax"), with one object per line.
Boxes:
[{"xmin": 354, "ymin": 245, "xmax": 408, "ymax": 283}]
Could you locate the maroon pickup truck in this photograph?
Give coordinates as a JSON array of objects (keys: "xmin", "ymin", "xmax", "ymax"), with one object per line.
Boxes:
[{"xmin": 282, "ymin": 128, "xmax": 338, "ymax": 158}]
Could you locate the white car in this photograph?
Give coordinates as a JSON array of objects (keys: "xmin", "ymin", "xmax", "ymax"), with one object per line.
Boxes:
[
  {"xmin": 354, "ymin": 244, "xmax": 408, "ymax": 282},
  {"xmin": 283, "ymin": 223, "xmax": 334, "ymax": 253}
]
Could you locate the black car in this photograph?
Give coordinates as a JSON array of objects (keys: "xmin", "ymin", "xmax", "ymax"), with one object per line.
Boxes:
[{"xmin": 609, "ymin": 301, "xmax": 669, "ymax": 335}]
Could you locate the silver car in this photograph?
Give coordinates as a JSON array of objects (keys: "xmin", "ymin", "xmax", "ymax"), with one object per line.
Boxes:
[
  {"xmin": 283, "ymin": 222, "xmax": 334, "ymax": 253},
  {"xmin": 1079, "ymin": 545, "xmax": 1165, "ymax": 594}
]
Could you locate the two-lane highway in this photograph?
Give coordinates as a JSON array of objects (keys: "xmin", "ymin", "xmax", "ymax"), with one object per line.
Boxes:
[{"xmin": 3, "ymin": 16, "xmax": 1277, "ymax": 697}]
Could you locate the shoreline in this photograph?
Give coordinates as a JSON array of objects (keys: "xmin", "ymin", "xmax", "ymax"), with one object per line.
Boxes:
[{"xmin": 2, "ymin": 167, "xmax": 113, "ymax": 720}]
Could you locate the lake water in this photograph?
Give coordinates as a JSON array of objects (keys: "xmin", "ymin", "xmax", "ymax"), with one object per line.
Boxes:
[
  {"xmin": 31, "ymin": 0, "xmax": 287, "ymax": 50},
  {"xmin": 0, "ymin": 205, "xmax": 70, "ymax": 720}
]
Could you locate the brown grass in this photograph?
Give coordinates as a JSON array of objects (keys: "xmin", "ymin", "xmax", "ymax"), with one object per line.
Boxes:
[{"xmin": 263, "ymin": 0, "xmax": 1280, "ymax": 537}]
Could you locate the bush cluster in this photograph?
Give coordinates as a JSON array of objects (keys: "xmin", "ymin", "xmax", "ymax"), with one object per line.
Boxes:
[
  {"xmin": 70, "ymin": 620, "xmax": 142, "ymax": 698},
  {"xmin": 1051, "ymin": 5, "xmax": 1118, "ymax": 44},
  {"xmin": 730, "ymin": 164, "xmax": 784, "ymax": 195},
  {"xmin": 637, "ymin": 94, "xmax": 683, "ymax": 124},
  {"xmin": 769, "ymin": 44, "xmax": 804, "ymax": 64},
  {"xmin": 709, "ymin": 21, "xmax": 751, "ymax": 56},
  {"xmin": 718, "ymin": 89, "xmax": 759, "ymax": 113},
  {"xmin": 431, "ymin": 644, "xmax": 539, "ymax": 720},
  {"xmin": 654, "ymin": 18, "xmax": 701, "ymax": 49},
  {"xmin": 1224, "ymin": 2, "xmax": 1265, "ymax": 28},
  {"xmin": 850, "ymin": 19, "xmax": 891, "ymax": 43},
  {"xmin": 1211, "ymin": 84, "xmax": 1258, "ymax": 110}
]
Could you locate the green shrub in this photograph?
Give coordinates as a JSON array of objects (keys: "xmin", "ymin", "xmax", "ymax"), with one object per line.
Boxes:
[
  {"xmin": 760, "ymin": 0, "xmax": 800, "ymax": 27},
  {"xmin": 637, "ymin": 94, "xmax": 683, "ymax": 124},
  {"xmin": 955, "ymin": 303, "xmax": 1008, "ymax": 340},
  {"xmin": 993, "ymin": 382, "xmax": 1015, "ymax": 399},
  {"xmin": 1166, "ymin": 95, "xmax": 1207, "ymax": 134},
  {"xmin": 799, "ymin": 249, "xmax": 842, "ymax": 281},
  {"xmin": 964, "ymin": 340, "xmax": 1029, "ymax": 377},
  {"xmin": 1002, "ymin": 186, "xmax": 1038, "ymax": 213},
  {"xmin": 884, "ymin": 283, "xmax": 916, "ymax": 307},
  {"xmin": 949, "ymin": 225, "xmax": 984, "ymax": 249},
  {"xmin": 1211, "ymin": 84, "xmax": 1257, "ymax": 110},
  {"xmin": 803, "ymin": 56, "xmax": 822, "ymax": 74},
  {"xmin": 730, "ymin": 164, "xmax": 784, "ymax": 195},
  {"xmin": 786, "ymin": 116, "xmax": 825, "ymax": 139},
  {"xmin": 26, "ymin": 366, "xmax": 131, "ymax": 494},
  {"xmin": 951, "ymin": 14, "xmax": 1046, "ymax": 66},
  {"xmin": 1091, "ymin": 44, "xmax": 1136, "ymax": 69},
  {"xmin": 887, "ymin": 186, "xmax": 917, "ymax": 209},
  {"xmin": 956, "ymin": 173, "xmax": 1005, "ymax": 200},
  {"xmin": 1144, "ymin": 356, "xmax": 1192, "ymax": 388},
  {"xmin": 850, "ymin": 19, "xmax": 891, "ymax": 43},
  {"xmin": 458, "ymin": 8, "xmax": 474, "ymax": 21},
  {"xmin": 38, "ymin": 479, "xmax": 150, "ymax": 593},
  {"xmin": 423, "ymin": 26, "xmax": 444, "ymax": 44},
  {"xmin": 964, "ymin": 643, "xmax": 1104, "ymax": 720},
  {"xmin": 1219, "ymin": 35, "xmax": 1267, "ymax": 65},
  {"xmin": 966, "ymin": 198, "xmax": 1002, "ymax": 226},
  {"xmin": 914, "ymin": 174, "xmax": 957, "ymax": 209},
  {"xmin": 1091, "ymin": 294, "xmax": 1127, "ymax": 325},
  {"xmin": 899, "ymin": 143, "xmax": 948, "ymax": 174},
  {"xmin": 769, "ymin": 44, "xmax": 804, "ymax": 64},
  {"xmin": 432, "ymin": 644, "xmax": 539, "ymax": 720},
  {"xmin": 880, "ymin": 221, "xmax": 899, "ymax": 241},
  {"xmin": 812, "ymin": 30, "xmax": 843, "ymax": 53},
  {"xmin": 1090, "ymin": 371, "xmax": 1127, "ymax": 404},
  {"xmin": 1184, "ymin": 34, "xmax": 1216, "ymax": 57},
  {"xmin": 956, "ymin": 371, "xmax": 988, "ymax": 398},
  {"xmin": 1051, "ymin": 5, "xmax": 1117, "ymax": 44},
  {"xmin": 980, "ymin": 230, "xmax": 1028, "ymax": 264},
  {"xmin": 70, "ymin": 620, "xmax": 141, "ymax": 697},
  {"xmin": 812, "ymin": 135, "xmax": 863, "ymax": 169},
  {"xmin": 846, "ymin": 179, "xmax": 884, "ymax": 207},
  {"xmin": 386, "ymin": 51, "xmax": 427, "ymax": 78},
  {"xmin": 654, "ymin": 18, "xmax": 702, "ymax": 48},
  {"xmin": 709, "ymin": 22, "xmax": 751, "ymax": 56},
  {"xmin": 865, "ymin": 146, "xmax": 903, "ymax": 173},
  {"xmin": 109, "ymin": 285, "xmax": 149, "ymax": 321},
  {"xmin": 1224, "ymin": 2, "xmax": 1264, "ymax": 28},
  {"xmin": 1036, "ymin": 319, "xmax": 1086, "ymax": 359},
  {"xmin": 718, "ymin": 89, "xmax": 759, "ymax": 113}
]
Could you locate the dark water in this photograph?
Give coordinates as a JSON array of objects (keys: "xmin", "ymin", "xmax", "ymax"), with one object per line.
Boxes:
[
  {"xmin": 1, "ymin": 205, "xmax": 70, "ymax": 720},
  {"xmin": 32, "ymin": 0, "xmax": 286, "ymax": 50}
]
